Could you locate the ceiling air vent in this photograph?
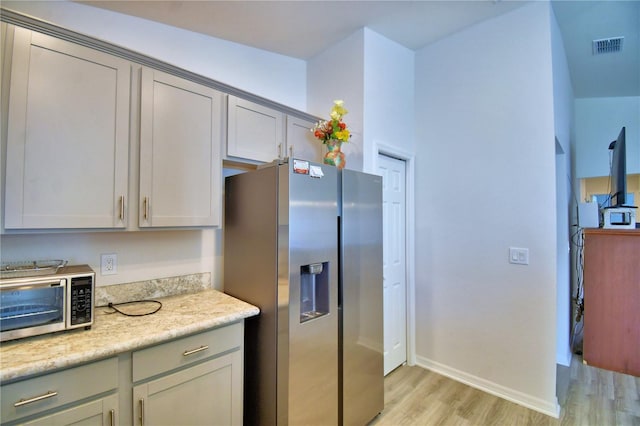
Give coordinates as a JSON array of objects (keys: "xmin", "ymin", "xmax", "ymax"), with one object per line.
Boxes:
[{"xmin": 592, "ymin": 37, "xmax": 624, "ymax": 55}]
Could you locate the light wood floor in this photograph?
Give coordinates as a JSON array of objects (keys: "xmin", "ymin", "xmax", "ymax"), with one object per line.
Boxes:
[{"xmin": 370, "ymin": 355, "xmax": 640, "ymax": 425}]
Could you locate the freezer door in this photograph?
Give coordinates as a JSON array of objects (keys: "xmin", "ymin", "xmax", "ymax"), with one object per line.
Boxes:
[
  {"xmin": 224, "ymin": 165, "xmax": 280, "ymax": 425},
  {"xmin": 283, "ymin": 160, "xmax": 340, "ymax": 426},
  {"xmin": 340, "ymin": 169, "xmax": 384, "ymax": 425}
]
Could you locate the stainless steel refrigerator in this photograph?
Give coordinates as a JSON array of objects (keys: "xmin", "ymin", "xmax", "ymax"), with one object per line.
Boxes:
[{"xmin": 224, "ymin": 158, "xmax": 383, "ymax": 426}]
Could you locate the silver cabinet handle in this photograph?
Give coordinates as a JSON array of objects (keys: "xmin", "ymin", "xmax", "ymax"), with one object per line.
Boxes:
[
  {"xmin": 183, "ymin": 345, "xmax": 209, "ymax": 356},
  {"xmin": 278, "ymin": 143, "xmax": 283, "ymax": 159},
  {"xmin": 119, "ymin": 196, "xmax": 125, "ymax": 221},
  {"xmin": 289, "ymin": 145, "xmax": 293, "ymax": 158},
  {"xmin": 14, "ymin": 390, "xmax": 58, "ymax": 407},
  {"xmin": 109, "ymin": 408, "xmax": 115, "ymax": 426},
  {"xmin": 139, "ymin": 398, "xmax": 144, "ymax": 426},
  {"xmin": 143, "ymin": 197, "xmax": 149, "ymax": 221}
]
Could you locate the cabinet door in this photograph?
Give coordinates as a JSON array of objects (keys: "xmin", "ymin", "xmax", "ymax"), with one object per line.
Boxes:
[
  {"xmin": 133, "ymin": 351, "xmax": 243, "ymax": 426},
  {"xmin": 286, "ymin": 116, "xmax": 323, "ymax": 163},
  {"xmin": 1, "ymin": 357, "xmax": 118, "ymax": 424},
  {"xmin": 139, "ymin": 68, "xmax": 223, "ymax": 227},
  {"xmin": 21, "ymin": 394, "xmax": 118, "ymax": 426},
  {"xmin": 226, "ymin": 95, "xmax": 284, "ymax": 163},
  {"xmin": 5, "ymin": 27, "xmax": 130, "ymax": 229}
]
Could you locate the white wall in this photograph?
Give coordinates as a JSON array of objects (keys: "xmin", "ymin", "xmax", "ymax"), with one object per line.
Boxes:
[
  {"xmin": 550, "ymin": 6, "xmax": 575, "ymax": 368},
  {"xmin": 414, "ymin": 2, "xmax": 558, "ymax": 416},
  {"xmin": 306, "ymin": 28, "xmax": 415, "ymax": 173},
  {"xmin": 0, "ymin": 231, "xmax": 217, "ymax": 287},
  {"xmin": 362, "ymin": 28, "xmax": 415, "ymax": 172},
  {"xmin": 0, "ymin": 1, "xmax": 307, "ymax": 289},
  {"xmin": 307, "ymin": 30, "xmax": 365, "ymax": 171},
  {"xmin": 575, "ymin": 96, "xmax": 640, "ymax": 178}
]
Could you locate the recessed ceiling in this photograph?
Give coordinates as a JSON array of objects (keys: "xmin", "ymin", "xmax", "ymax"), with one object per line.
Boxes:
[
  {"xmin": 552, "ymin": 0, "xmax": 639, "ymax": 98},
  {"xmin": 77, "ymin": 0, "xmax": 639, "ymax": 98}
]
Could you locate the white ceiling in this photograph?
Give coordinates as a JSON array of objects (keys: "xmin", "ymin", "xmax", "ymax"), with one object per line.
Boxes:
[{"xmin": 79, "ymin": 0, "xmax": 639, "ymax": 98}]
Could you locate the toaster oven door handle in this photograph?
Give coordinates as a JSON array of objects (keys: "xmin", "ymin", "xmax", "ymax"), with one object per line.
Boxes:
[
  {"xmin": 14, "ymin": 390, "xmax": 58, "ymax": 407},
  {"xmin": 0, "ymin": 279, "xmax": 65, "ymax": 291}
]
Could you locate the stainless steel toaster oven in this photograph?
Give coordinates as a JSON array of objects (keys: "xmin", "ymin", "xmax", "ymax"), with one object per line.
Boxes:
[{"xmin": 0, "ymin": 264, "xmax": 95, "ymax": 342}]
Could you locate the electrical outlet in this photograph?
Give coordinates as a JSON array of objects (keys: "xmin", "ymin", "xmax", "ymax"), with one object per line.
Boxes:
[
  {"xmin": 101, "ymin": 253, "xmax": 117, "ymax": 275},
  {"xmin": 509, "ymin": 247, "xmax": 529, "ymax": 265}
]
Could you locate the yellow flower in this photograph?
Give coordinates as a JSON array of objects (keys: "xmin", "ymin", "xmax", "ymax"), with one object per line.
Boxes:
[
  {"xmin": 311, "ymin": 100, "xmax": 351, "ymax": 143},
  {"xmin": 335, "ymin": 129, "xmax": 350, "ymax": 141},
  {"xmin": 330, "ymin": 100, "xmax": 348, "ymax": 120}
]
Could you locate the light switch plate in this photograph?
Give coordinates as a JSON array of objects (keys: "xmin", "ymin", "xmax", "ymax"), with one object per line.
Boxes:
[{"xmin": 509, "ymin": 247, "xmax": 529, "ymax": 265}]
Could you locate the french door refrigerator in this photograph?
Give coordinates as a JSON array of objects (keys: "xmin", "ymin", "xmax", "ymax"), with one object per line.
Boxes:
[{"xmin": 224, "ymin": 158, "xmax": 383, "ymax": 426}]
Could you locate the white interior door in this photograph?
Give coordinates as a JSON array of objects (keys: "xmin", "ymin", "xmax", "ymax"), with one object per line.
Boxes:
[{"xmin": 378, "ymin": 154, "xmax": 407, "ymax": 375}]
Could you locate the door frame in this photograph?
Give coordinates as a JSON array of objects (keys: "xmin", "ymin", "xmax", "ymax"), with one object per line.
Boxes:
[{"xmin": 371, "ymin": 141, "xmax": 416, "ymax": 367}]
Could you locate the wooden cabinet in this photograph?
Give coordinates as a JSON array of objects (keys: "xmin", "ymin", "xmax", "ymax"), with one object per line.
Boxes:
[
  {"xmin": 131, "ymin": 323, "xmax": 244, "ymax": 426},
  {"xmin": 583, "ymin": 228, "xmax": 640, "ymax": 376},
  {"xmin": 226, "ymin": 95, "xmax": 284, "ymax": 163},
  {"xmin": 139, "ymin": 68, "xmax": 224, "ymax": 227},
  {"xmin": 1, "ymin": 358, "xmax": 119, "ymax": 425},
  {"xmin": 5, "ymin": 27, "xmax": 130, "ymax": 229},
  {"xmin": 286, "ymin": 115, "xmax": 323, "ymax": 163}
]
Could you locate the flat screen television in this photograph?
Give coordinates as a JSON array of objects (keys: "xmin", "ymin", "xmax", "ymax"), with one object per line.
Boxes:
[{"xmin": 608, "ymin": 126, "xmax": 627, "ymax": 207}]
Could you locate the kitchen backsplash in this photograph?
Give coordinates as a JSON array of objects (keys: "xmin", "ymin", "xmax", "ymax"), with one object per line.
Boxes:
[{"xmin": 95, "ymin": 272, "xmax": 211, "ymax": 307}]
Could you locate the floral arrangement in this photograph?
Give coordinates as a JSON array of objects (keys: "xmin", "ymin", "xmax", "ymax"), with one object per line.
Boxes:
[{"xmin": 311, "ymin": 100, "xmax": 351, "ymax": 144}]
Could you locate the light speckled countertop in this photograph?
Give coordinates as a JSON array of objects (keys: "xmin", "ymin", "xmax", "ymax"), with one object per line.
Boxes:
[{"xmin": 0, "ymin": 289, "xmax": 259, "ymax": 383}]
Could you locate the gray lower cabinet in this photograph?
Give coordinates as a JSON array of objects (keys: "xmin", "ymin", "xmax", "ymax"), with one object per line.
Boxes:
[
  {"xmin": 132, "ymin": 352, "xmax": 242, "ymax": 426},
  {"xmin": 1, "ymin": 358, "xmax": 119, "ymax": 426},
  {"xmin": 131, "ymin": 323, "xmax": 244, "ymax": 426},
  {"xmin": 20, "ymin": 395, "xmax": 118, "ymax": 426},
  {"xmin": 0, "ymin": 322, "xmax": 244, "ymax": 426}
]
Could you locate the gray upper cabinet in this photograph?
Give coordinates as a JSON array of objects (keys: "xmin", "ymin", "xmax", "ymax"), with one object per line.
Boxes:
[
  {"xmin": 286, "ymin": 115, "xmax": 324, "ymax": 163},
  {"xmin": 2, "ymin": 22, "xmax": 321, "ymax": 231},
  {"xmin": 4, "ymin": 27, "xmax": 130, "ymax": 229},
  {"xmin": 139, "ymin": 68, "xmax": 224, "ymax": 227},
  {"xmin": 226, "ymin": 95, "xmax": 284, "ymax": 163},
  {"xmin": 226, "ymin": 96, "xmax": 323, "ymax": 165}
]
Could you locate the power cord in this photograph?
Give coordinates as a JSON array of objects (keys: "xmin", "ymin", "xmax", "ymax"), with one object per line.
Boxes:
[
  {"xmin": 105, "ymin": 300, "xmax": 162, "ymax": 317},
  {"xmin": 570, "ymin": 228, "xmax": 585, "ymax": 354},
  {"xmin": 573, "ymin": 229, "xmax": 585, "ymax": 323}
]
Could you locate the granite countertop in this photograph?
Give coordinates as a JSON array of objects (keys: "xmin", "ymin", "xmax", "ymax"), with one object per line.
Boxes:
[{"xmin": 0, "ymin": 289, "xmax": 259, "ymax": 383}]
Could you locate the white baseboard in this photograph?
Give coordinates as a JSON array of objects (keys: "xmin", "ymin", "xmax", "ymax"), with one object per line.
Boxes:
[
  {"xmin": 556, "ymin": 346, "xmax": 572, "ymax": 367},
  {"xmin": 415, "ymin": 355, "xmax": 561, "ymax": 418}
]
